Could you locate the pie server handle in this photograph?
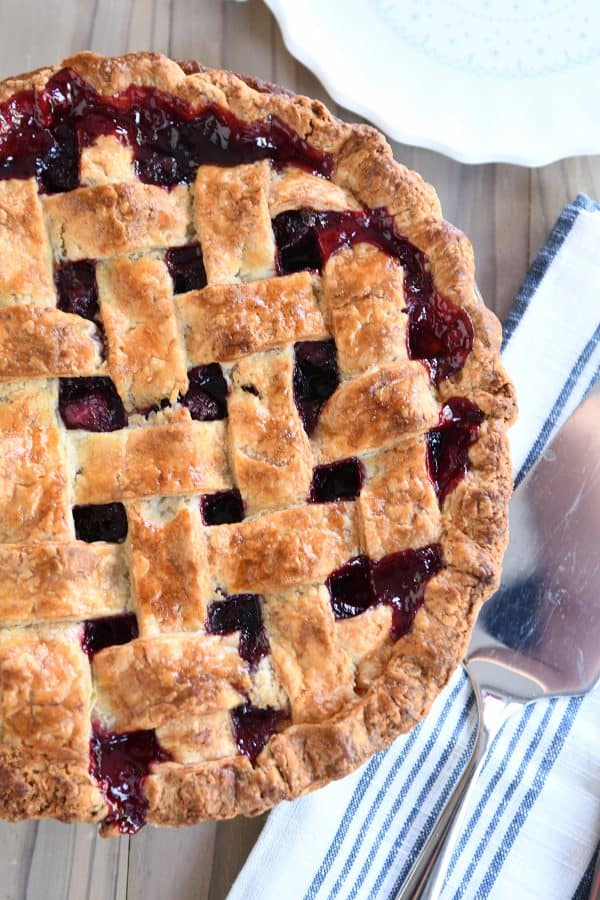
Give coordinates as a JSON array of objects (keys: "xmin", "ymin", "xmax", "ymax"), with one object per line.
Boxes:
[{"xmin": 394, "ymin": 667, "xmax": 520, "ymax": 900}]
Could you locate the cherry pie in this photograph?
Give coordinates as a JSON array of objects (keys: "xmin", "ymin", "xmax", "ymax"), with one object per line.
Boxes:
[{"xmin": 0, "ymin": 52, "xmax": 516, "ymax": 835}]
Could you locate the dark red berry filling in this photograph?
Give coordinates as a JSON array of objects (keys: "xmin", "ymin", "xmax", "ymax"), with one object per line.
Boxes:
[
  {"xmin": 180, "ymin": 364, "xmax": 228, "ymax": 421},
  {"xmin": 81, "ymin": 613, "xmax": 139, "ymax": 660},
  {"xmin": 427, "ymin": 397, "xmax": 484, "ymax": 504},
  {"xmin": 326, "ymin": 555, "xmax": 374, "ymax": 620},
  {"xmin": 272, "ymin": 210, "xmax": 323, "ymax": 273},
  {"xmin": 165, "ymin": 243, "xmax": 207, "ymax": 294},
  {"xmin": 200, "ymin": 489, "xmax": 244, "ymax": 526},
  {"xmin": 73, "ymin": 502, "xmax": 128, "ymax": 543},
  {"xmin": 326, "ymin": 544, "xmax": 443, "ymax": 640},
  {"xmin": 0, "ymin": 68, "xmax": 332, "ymax": 194},
  {"xmin": 372, "ymin": 545, "xmax": 444, "ymax": 640},
  {"xmin": 293, "ymin": 340, "xmax": 339, "ymax": 435},
  {"xmin": 89, "ymin": 724, "xmax": 171, "ymax": 834},
  {"xmin": 408, "ymin": 293, "xmax": 475, "ymax": 384},
  {"xmin": 55, "ymin": 260, "xmax": 98, "ymax": 320},
  {"xmin": 309, "ymin": 457, "xmax": 364, "ymax": 503},
  {"xmin": 230, "ymin": 704, "xmax": 288, "ymax": 762},
  {"xmin": 273, "ymin": 208, "xmax": 474, "ymax": 383},
  {"xmin": 59, "ymin": 377, "xmax": 127, "ymax": 432},
  {"xmin": 206, "ymin": 595, "xmax": 268, "ymax": 670}
]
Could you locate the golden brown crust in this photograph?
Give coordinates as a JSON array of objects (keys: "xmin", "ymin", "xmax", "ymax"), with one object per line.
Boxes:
[
  {"xmin": 128, "ymin": 498, "xmax": 211, "ymax": 635},
  {"xmin": 227, "ymin": 350, "xmax": 313, "ymax": 513},
  {"xmin": 176, "ymin": 272, "xmax": 327, "ymax": 364},
  {"xmin": 0, "ymin": 747, "xmax": 106, "ymax": 823},
  {"xmin": 156, "ymin": 709, "xmax": 237, "ymax": 765},
  {"xmin": 72, "ymin": 419, "xmax": 231, "ymax": 504},
  {"xmin": 43, "ymin": 182, "xmax": 191, "ymax": 260},
  {"xmin": 264, "ymin": 585, "xmax": 356, "ymax": 724},
  {"xmin": 80, "ymin": 135, "xmax": 136, "ymax": 187},
  {"xmin": 0, "ymin": 179, "xmax": 55, "ymax": 307},
  {"xmin": 194, "ymin": 161, "xmax": 276, "ymax": 283},
  {"xmin": 0, "ymin": 51, "xmax": 517, "ymax": 833},
  {"xmin": 316, "ymin": 363, "xmax": 439, "ymax": 461},
  {"xmin": 322, "ymin": 244, "xmax": 407, "ymax": 375},
  {"xmin": 208, "ymin": 502, "xmax": 359, "ymax": 594},
  {"xmin": 0, "ymin": 381, "xmax": 71, "ymax": 542},
  {"xmin": 93, "ymin": 634, "xmax": 250, "ymax": 730},
  {"xmin": 0, "ymin": 306, "xmax": 102, "ymax": 380},
  {"xmin": 97, "ymin": 256, "xmax": 188, "ymax": 410},
  {"xmin": 358, "ymin": 438, "xmax": 440, "ymax": 558},
  {"xmin": 0, "ymin": 628, "xmax": 92, "ymax": 762},
  {"xmin": 269, "ymin": 167, "xmax": 361, "ymax": 216},
  {"xmin": 0, "ymin": 542, "xmax": 130, "ymax": 625}
]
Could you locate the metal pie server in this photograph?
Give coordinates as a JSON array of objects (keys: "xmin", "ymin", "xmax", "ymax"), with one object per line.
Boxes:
[{"xmin": 397, "ymin": 379, "xmax": 600, "ymax": 900}]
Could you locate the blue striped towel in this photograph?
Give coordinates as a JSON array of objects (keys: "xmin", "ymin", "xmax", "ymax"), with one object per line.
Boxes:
[{"xmin": 228, "ymin": 195, "xmax": 600, "ymax": 900}]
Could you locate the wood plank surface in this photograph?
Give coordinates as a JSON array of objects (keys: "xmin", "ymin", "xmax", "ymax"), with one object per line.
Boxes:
[{"xmin": 0, "ymin": 1, "xmax": 598, "ymax": 898}]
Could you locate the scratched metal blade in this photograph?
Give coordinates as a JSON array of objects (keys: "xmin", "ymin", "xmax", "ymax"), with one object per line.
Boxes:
[{"xmin": 468, "ymin": 380, "xmax": 600, "ymax": 701}]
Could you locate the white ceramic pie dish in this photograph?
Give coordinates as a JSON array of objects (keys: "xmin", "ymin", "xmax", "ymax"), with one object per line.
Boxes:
[{"xmin": 263, "ymin": 0, "xmax": 600, "ymax": 166}]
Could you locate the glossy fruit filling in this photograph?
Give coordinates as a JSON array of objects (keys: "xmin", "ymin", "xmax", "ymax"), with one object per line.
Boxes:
[
  {"xmin": 230, "ymin": 704, "xmax": 288, "ymax": 762},
  {"xmin": 59, "ymin": 376, "xmax": 127, "ymax": 431},
  {"xmin": 180, "ymin": 364, "xmax": 228, "ymax": 421},
  {"xmin": 309, "ymin": 457, "xmax": 364, "ymax": 503},
  {"xmin": 81, "ymin": 613, "xmax": 139, "ymax": 660},
  {"xmin": 200, "ymin": 489, "xmax": 245, "ymax": 526},
  {"xmin": 206, "ymin": 594, "xmax": 268, "ymax": 669},
  {"xmin": 0, "ymin": 68, "xmax": 332, "ymax": 193},
  {"xmin": 326, "ymin": 544, "xmax": 444, "ymax": 640},
  {"xmin": 273, "ymin": 208, "xmax": 474, "ymax": 383},
  {"xmin": 427, "ymin": 397, "xmax": 484, "ymax": 503},
  {"xmin": 165, "ymin": 242, "xmax": 207, "ymax": 294},
  {"xmin": 89, "ymin": 725, "xmax": 171, "ymax": 833},
  {"xmin": 326, "ymin": 555, "xmax": 374, "ymax": 620},
  {"xmin": 73, "ymin": 502, "xmax": 128, "ymax": 543},
  {"xmin": 55, "ymin": 260, "xmax": 99, "ymax": 320},
  {"xmin": 372, "ymin": 545, "xmax": 444, "ymax": 640},
  {"xmin": 293, "ymin": 340, "xmax": 339, "ymax": 435}
]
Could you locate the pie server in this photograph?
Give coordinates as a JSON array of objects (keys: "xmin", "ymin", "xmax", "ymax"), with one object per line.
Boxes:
[{"xmin": 397, "ymin": 378, "xmax": 600, "ymax": 900}]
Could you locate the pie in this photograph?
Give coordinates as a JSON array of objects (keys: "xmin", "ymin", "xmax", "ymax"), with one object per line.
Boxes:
[{"xmin": 0, "ymin": 52, "xmax": 516, "ymax": 836}]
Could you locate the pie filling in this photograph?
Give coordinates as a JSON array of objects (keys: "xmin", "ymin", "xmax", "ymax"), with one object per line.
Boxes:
[
  {"xmin": 59, "ymin": 376, "xmax": 128, "ymax": 431},
  {"xmin": 0, "ymin": 68, "xmax": 333, "ymax": 192},
  {"xmin": 0, "ymin": 60, "xmax": 500, "ymax": 832},
  {"xmin": 427, "ymin": 398, "xmax": 485, "ymax": 503},
  {"xmin": 293, "ymin": 340, "xmax": 340, "ymax": 435},
  {"xmin": 200, "ymin": 489, "xmax": 245, "ymax": 525},
  {"xmin": 327, "ymin": 545, "xmax": 444, "ymax": 640},
  {"xmin": 89, "ymin": 725, "xmax": 171, "ymax": 834},
  {"xmin": 309, "ymin": 457, "xmax": 365, "ymax": 503},
  {"xmin": 206, "ymin": 594, "xmax": 269, "ymax": 669},
  {"xmin": 55, "ymin": 260, "xmax": 99, "ymax": 320},
  {"xmin": 81, "ymin": 613, "xmax": 139, "ymax": 660},
  {"xmin": 165, "ymin": 242, "xmax": 207, "ymax": 293},
  {"xmin": 73, "ymin": 502, "xmax": 128, "ymax": 543},
  {"xmin": 179, "ymin": 364, "xmax": 228, "ymax": 422},
  {"xmin": 230, "ymin": 704, "xmax": 289, "ymax": 763},
  {"xmin": 273, "ymin": 208, "xmax": 474, "ymax": 383}
]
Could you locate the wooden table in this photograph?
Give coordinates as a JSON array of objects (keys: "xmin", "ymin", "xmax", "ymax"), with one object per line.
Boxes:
[{"xmin": 1, "ymin": 1, "xmax": 599, "ymax": 897}]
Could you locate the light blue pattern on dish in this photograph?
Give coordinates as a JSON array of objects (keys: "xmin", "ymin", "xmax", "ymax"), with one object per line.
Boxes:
[{"xmin": 372, "ymin": 0, "xmax": 600, "ymax": 79}]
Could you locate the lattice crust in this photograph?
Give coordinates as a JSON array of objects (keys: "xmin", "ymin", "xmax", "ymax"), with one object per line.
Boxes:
[
  {"xmin": 71, "ymin": 418, "xmax": 231, "ymax": 504},
  {"xmin": 0, "ymin": 52, "xmax": 516, "ymax": 834},
  {"xmin": 322, "ymin": 244, "xmax": 408, "ymax": 374},
  {"xmin": 194, "ymin": 162, "xmax": 276, "ymax": 283},
  {"xmin": 176, "ymin": 271, "xmax": 327, "ymax": 364},
  {"xmin": 97, "ymin": 256, "xmax": 188, "ymax": 411},
  {"xmin": 227, "ymin": 350, "xmax": 313, "ymax": 513},
  {"xmin": 0, "ymin": 180, "xmax": 55, "ymax": 307}
]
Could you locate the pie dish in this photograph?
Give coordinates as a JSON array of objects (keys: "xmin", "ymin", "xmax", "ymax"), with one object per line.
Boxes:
[{"xmin": 0, "ymin": 51, "xmax": 516, "ymax": 836}]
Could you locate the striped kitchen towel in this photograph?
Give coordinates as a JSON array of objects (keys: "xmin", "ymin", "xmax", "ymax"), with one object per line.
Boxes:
[{"xmin": 228, "ymin": 194, "xmax": 600, "ymax": 900}]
